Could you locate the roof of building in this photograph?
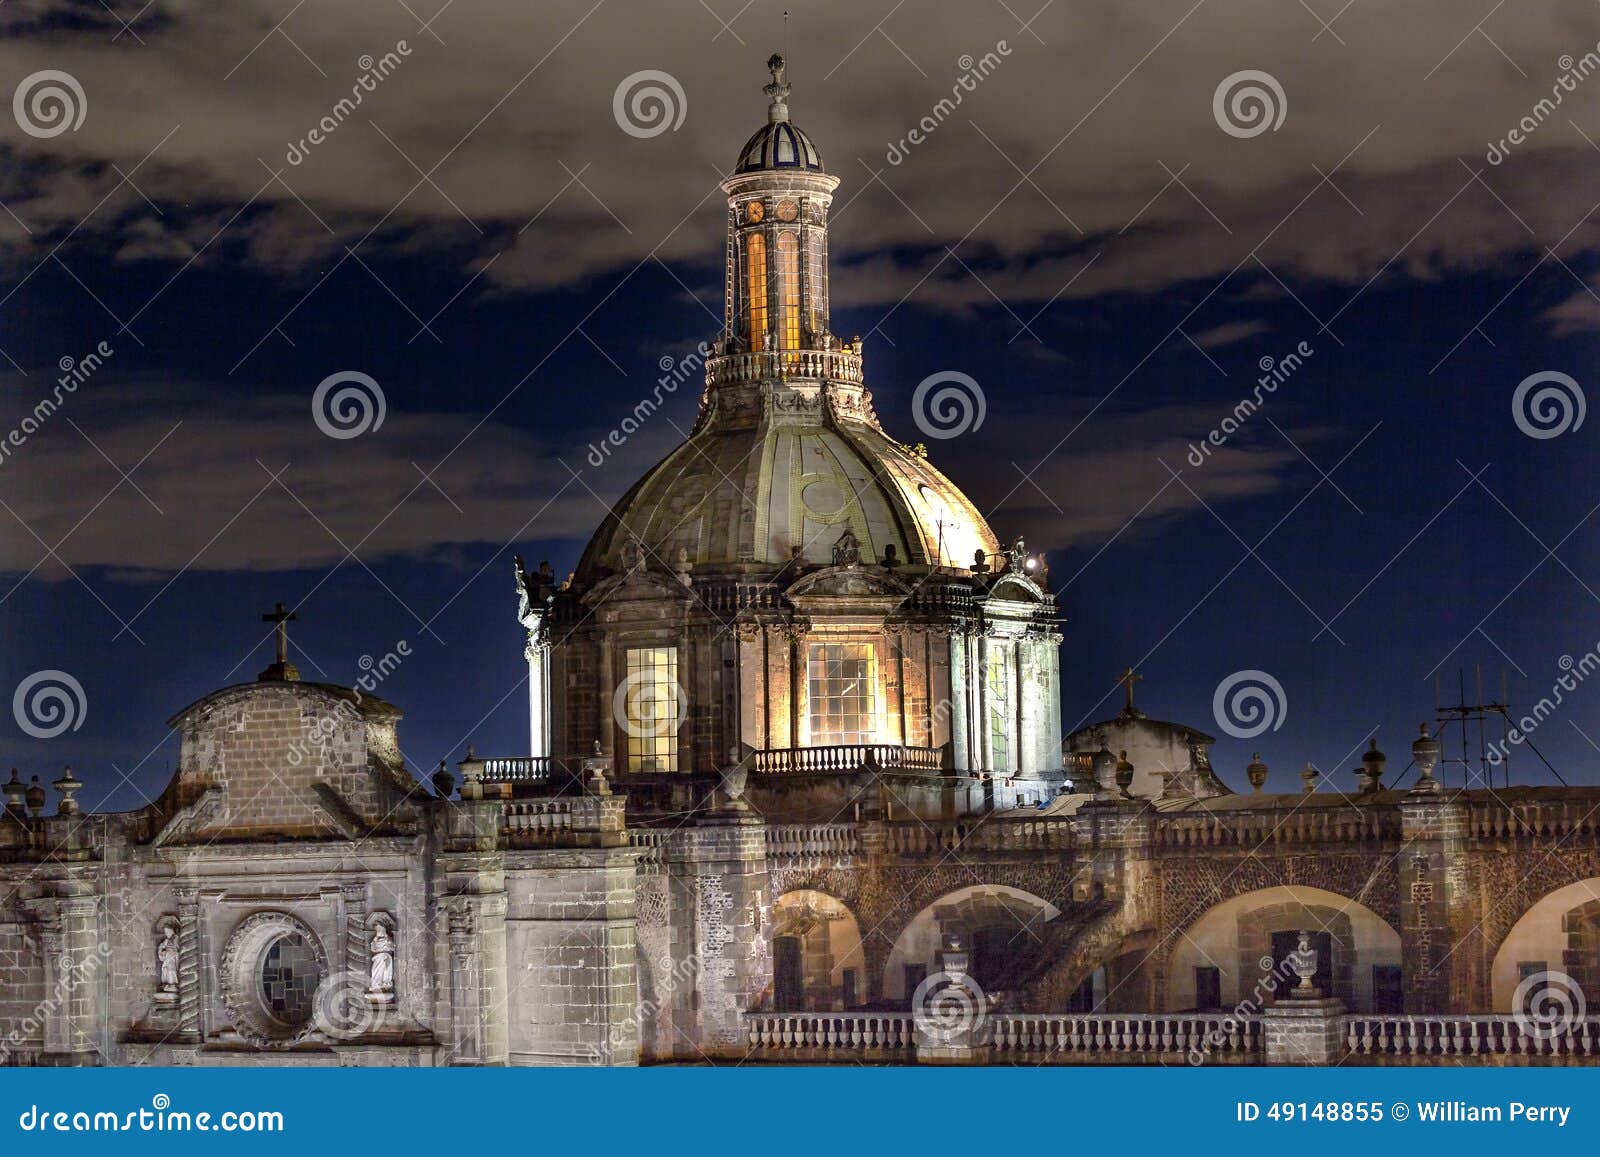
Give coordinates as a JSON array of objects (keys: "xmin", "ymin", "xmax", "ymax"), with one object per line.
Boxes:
[
  {"xmin": 736, "ymin": 119, "xmax": 824, "ymax": 173},
  {"xmin": 576, "ymin": 400, "xmax": 999, "ymax": 575}
]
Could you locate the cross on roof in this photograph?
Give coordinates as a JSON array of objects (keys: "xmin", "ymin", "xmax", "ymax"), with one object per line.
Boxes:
[
  {"xmin": 1117, "ymin": 665, "xmax": 1143, "ymax": 716},
  {"xmin": 259, "ymin": 601, "xmax": 301, "ymax": 682}
]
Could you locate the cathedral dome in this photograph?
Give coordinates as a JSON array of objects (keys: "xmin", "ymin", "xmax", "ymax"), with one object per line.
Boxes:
[{"xmin": 577, "ymin": 393, "xmax": 998, "ymax": 575}]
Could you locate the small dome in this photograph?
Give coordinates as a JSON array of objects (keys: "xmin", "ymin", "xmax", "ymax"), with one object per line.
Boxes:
[
  {"xmin": 734, "ymin": 54, "xmax": 826, "ymax": 174},
  {"xmin": 736, "ymin": 120, "xmax": 824, "ymax": 173}
]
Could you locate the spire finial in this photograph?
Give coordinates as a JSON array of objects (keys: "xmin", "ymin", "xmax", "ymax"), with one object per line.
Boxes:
[{"xmin": 764, "ymin": 53, "xmax": 791, "ymax": 123}]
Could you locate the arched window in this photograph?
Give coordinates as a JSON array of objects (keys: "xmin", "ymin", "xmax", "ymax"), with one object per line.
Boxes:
[
  {"xmin": 745, "ymin": 231, "xmax": 768, "ymax": 345},
  {"xmin": 777, "ymin": 230, "xmax": 801, "ymax": 350}
]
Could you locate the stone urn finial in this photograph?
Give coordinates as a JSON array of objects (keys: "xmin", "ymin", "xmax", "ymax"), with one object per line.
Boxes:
[
  {"xmin": 2, "ymin": 769, "xmax": 24, "ymax": 816},
  {"xmin": 1300, "ymin": 762, "xmax": 1318, "ymax": 794},
  {"xmin": 718, "ymin": 753, "xmax": 750, "ymax": 812},
  {"xmin": 1246, "ymin": 753, "xmax": 1269, "ymax": 793},
  {"xmin": 1411, "ymin": 723, "xmax": 1442, "ymax": 794},
  {"xmin": 52, "ymin": 766, "xmax": 82, "ymax": 816},
  {"xmin": 1292, "ymin": 930, "xmax": 1319, "ymax": 997},
  {"xmin": 1357, "ymin": 737, "xmax": 1386, "ymax": 794},
  {"xmin": 24, "ymin": 776, "xmax": 46, "ymax": 817},
  {"xmin": 1115, "ymin": 750, "xmax": 1135, "ymax": 796}
]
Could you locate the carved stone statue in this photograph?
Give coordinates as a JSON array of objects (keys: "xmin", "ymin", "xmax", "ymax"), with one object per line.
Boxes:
[
  {"xmin": 831, "ymin": 527, "xmax": 861, "ymax": 567},
  {"xmin": 368, "ymin": 923, "xmax": 395, "ymax": 1000},
  {"xmin": 156, "ymin": 923, "xmax": 179, "ymax": 1000}
]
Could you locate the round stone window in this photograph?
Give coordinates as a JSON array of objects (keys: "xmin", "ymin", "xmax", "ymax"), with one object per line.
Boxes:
[
  {"xmin": 220, "ymin": 912, "xmax": 329, "ymax": 1046},
  {"xmin": 259, "ymin": 933, "xmax": 319, "ymax": 1029}
]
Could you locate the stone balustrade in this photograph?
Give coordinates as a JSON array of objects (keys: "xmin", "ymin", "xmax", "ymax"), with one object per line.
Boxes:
[
  {"xmin": 992, "ymin": 1013, "xmax": 1261, "ymax": 1061},
  {"xmin": 743, "ymin": 1012, "xmax": 914, "ymax": 1057},
  {"xmin": 706, "ymin": 348, "xmax": 864, "ymax": 387},
  {"xmin": 881, "ymin": 817, "xmax": 1073, "ymax": 855},
  {"xmin": 502, "ymin": 799, "xmax": 574, "ymax": 843},
  {"xmin": 1154, "ymin": 807, "xmax": 1401, "ymax": 849},
  {"xmin": 474, "ymin": 756, "xmax": 552, "ymax": 783},
  {"xmin": 1346, "ymin": 1015, "xmax": 1600, "ymax": 1059},
  {"xmin": 1468, "ymin": 799, "xmax": 1600, "ymax": 841},
  {"xmin": 630, "ymin": 828, "xmax": 668, "ymax": 873},
  {"xmin": 765, "ymin": 823, "xmax": 860, "ymax": 863},
  {"xmin": 752, "ymin": 744, "xmax": 943, "ymax": 776}
]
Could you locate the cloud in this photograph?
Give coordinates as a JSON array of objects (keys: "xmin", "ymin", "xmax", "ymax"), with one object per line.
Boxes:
[
  {"xmin": 0, "ymin": 0, "xmax": 1597, "ymax": 313},
  {"xmin": 1191, "ymin": 320, "xmax": 1268, "ymax": 349},
  {"xmin": 1540, "ymin": 277, "xmax": 1600, "ymax": 336},
  {"xmin": 0, "ymin": 375, "xmax": 688, "ymax": 578}
]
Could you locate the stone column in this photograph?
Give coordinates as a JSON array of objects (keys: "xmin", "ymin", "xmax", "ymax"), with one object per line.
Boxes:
[
  {"xmin": 948, "ymin": 629, "xmax": 970, "ymax": 771},
  {"xmin": 22, "ymin": 891, "xmax": 101, "ymax": 1065},
  {"xmin": 439, "ymin": 797, "xmax": 509, "ymax": 1066},
  {"xmin": 173, "ymin": 884, "xmax": 204, "ymax": 1042},
  {"xmin": 1398, "ymin": 796, "xmax": 1470, "ymax": 1012},
  {"xmin": 664, "ymin": 812, "xmax": 769, "ymax": 1059}
]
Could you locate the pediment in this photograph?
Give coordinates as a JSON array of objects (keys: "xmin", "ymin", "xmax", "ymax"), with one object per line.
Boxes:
[
  {"xmin": 784, "ymin": 565, "xmax": 912, "ymax": 602},
  {"xmin": 984, "ymin": 573, "xmax": 1048, "ymax": 604}
]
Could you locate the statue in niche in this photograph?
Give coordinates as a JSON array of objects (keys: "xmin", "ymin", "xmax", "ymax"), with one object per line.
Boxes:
[
  {"xmin": 831, "ymin": 527, "xmax": 861, "ymax": 567},
  {"xmin": 618, "ymin": 536, "xmax": 646, "ymax": 576},
  {"xmin": 155, "ymin": 922, "xmax": 179, "ymax": 1001},
  {"xmin": 368, "ymin": 923, "xmax": 395, "ymax": 1001}
]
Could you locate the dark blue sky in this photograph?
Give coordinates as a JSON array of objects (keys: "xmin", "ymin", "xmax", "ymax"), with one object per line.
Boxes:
[{"xmin": 2, "ymin": 1, "xmax": 1599, "ymax": 809}]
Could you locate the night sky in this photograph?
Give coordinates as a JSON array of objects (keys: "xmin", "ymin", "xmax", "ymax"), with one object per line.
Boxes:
[{"xmin": 3, "ymin": 0, "xmax": 1599, "ymax": 810}]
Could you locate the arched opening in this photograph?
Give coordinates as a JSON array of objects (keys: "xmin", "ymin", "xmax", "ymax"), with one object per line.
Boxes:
[
  {"xmin": 744, "ymin": 230, "xmax": 768, "ymax": 344},
  {"xmin": 1491, "ymin": 878, "xmax": 1600, "ymax": 1013},
  {"xmin": 770, "ymin": 890, "xmax": 865, "ymax": 1011},
  {"xmin": 1167, "ymin": 886, "xmax": 1401, "ymax": 1013},
  {"xmin": 883, "ymin": 885, "xmax": 1062, "ymax": 1007}
]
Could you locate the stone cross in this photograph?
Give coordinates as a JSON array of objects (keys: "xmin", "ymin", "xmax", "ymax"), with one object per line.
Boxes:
[
  {"xmin": 262, "ymin": 602, "xmax": 297, "ymax": 665},
  {"xmin": 258, "ymin": 602, "xmax": 301, "ymax": 682},
  {"xmin": 1116, "ymin": 666, "xmax": 1143, "ymax": 714}
]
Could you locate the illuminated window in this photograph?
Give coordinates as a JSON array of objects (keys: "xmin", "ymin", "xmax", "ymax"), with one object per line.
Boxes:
[
  {"xmin": 778, "ymin": 231, "xmax": 801, "ymax": 350},
  {"xmin": 986, "ymin": 644, "xmax": 1010, "ymax": 771},
  {"xmin": 622, "ymin": 646, "xmax": 680, "ymax": 772},
  {"xmin": 745, "ymin": 231, "xmax": 768, "ymax": 346},
  {"xmin": 808, "ymin": 643, "xmax": 877, "ymax": 746},
  {"xmin": 807, "ymin": 229, "xmax": 828, "ymax": 335}
]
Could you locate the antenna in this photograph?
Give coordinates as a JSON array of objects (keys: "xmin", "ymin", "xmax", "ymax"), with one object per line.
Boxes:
[{"xmin": 1409, "ymin": 666, "xmax": 1568, "ymax": 790}]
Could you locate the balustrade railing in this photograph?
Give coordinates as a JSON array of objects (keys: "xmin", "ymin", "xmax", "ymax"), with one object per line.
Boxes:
[
  {"xmin": 992, "ymin": 1013, "xmax": 1261, "ymax": 1059},
  {"xmin": 706, "ymin": 348, "xmax": 864, "ymax": 386},
  {"xmin": 881, "ymin": 817, "xmax": 1072, "ymax": 855},
  {"xmin": 765, "ymin": 823, "xmax": 860, "ymax": 862},
  {"xmin": 474, "ymin": 756, "xmax": 553, "ymax": 783},
  {"xmin": 502, "ymin": 799, "xmax": 573, "ymax": 843},
  {"xmin": 1468, "ymin": 800, "xmax": 1600, "ymax": 842},
  {"xmin": 753, "ymin": 745, "xmax": 943, "ymax": 776},
  {"xmin": 630, "ymin": 828, "xmax": 669, "ymax": 873},
  {"xmin": 1154, "ymin": 807, "xmax": 1401, "ymax": 849},
  {"xmin": 1346, "ymin": 1015, "xmax": 1600, "ymax": 1058},
  {"xmin": 743, "ymin": 1012, "xmax": 913, "ymax": 1054}
]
